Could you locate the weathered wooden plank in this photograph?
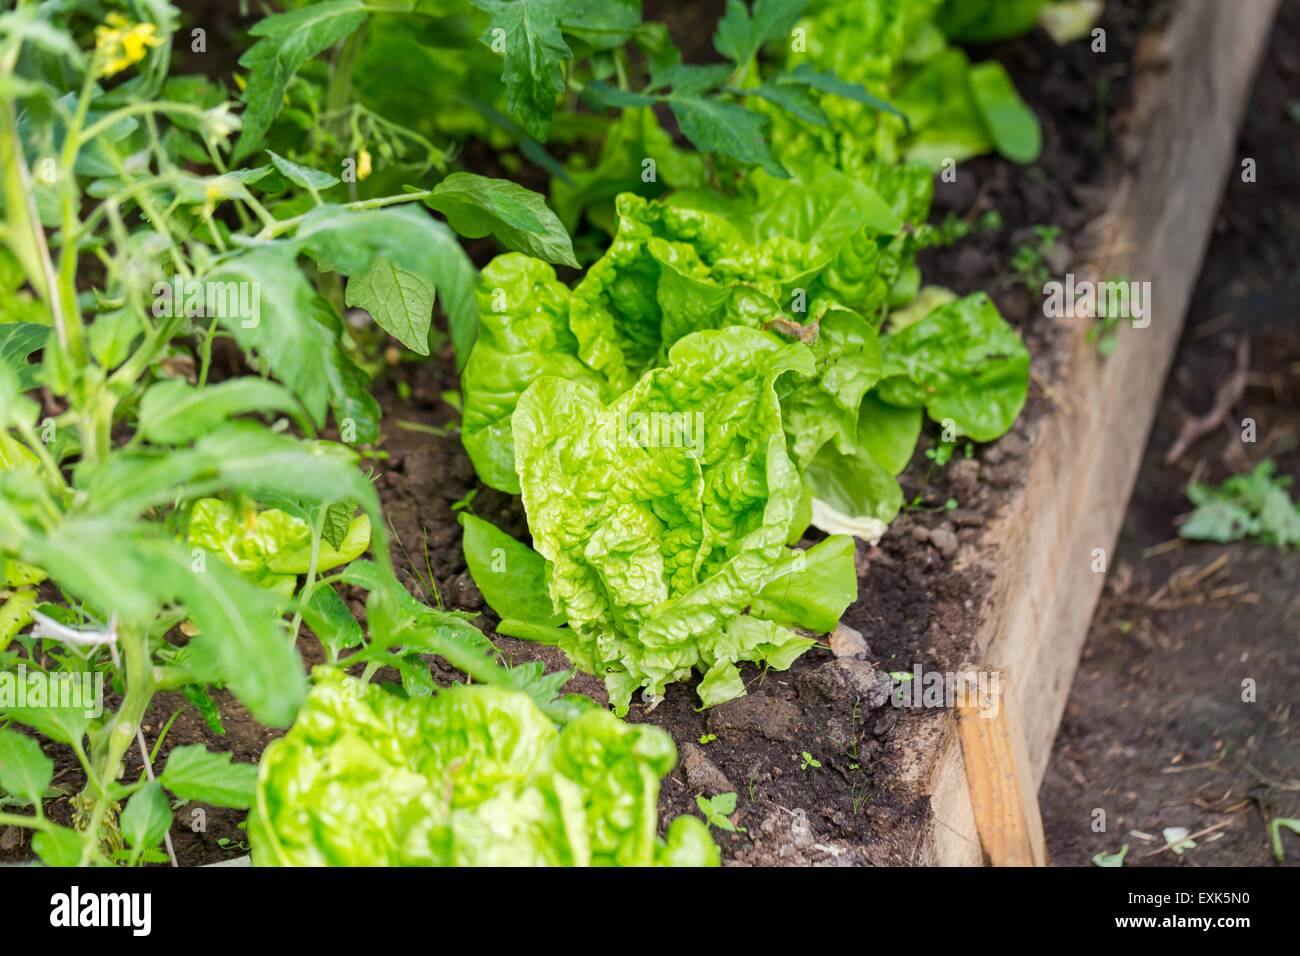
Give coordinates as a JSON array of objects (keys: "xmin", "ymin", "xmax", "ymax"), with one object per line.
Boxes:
[
  {"xmin": 954, "ymin": 667, "xmax": 1047, "ymax": 866},
  {"xmin": 921, "ymin": 0, "xmax": 1280, "ymax": 866}
]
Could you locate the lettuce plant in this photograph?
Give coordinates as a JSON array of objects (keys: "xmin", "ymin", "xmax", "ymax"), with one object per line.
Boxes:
[
  {"xmin": 461, "ymin": 328, "xmax": 859, "ymax": 711},
  {"xmin": 249, "ymin": 668, "xmax": 719, "ymax": 867},
  {"xmin": 511, "ymin": 328, "xmax": 828, "ymax": 711},
  {"xmin": 461, "ymin": 187, "xmax": 1028, "ymax": 542}
]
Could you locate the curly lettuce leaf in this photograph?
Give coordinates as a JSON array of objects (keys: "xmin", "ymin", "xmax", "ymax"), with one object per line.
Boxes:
[
  {"xmin": 460, "ymin": 254, "xmax": 615, "ymax": 493},
  {"xmin": 188, "ymin": 497, "xmax": 370, "ymax": 588},
  {"xmin": 778, "ymin": 304, "xmax": 883, "ymax": 469},
  {"xmin": 461, "ymin": 185, "xmax": 896, "ymax": 493},
  {"xmin": 248, "ymin": 669, "xmax": 718, "ymax": 866},
  {"xmin": 877, "ymin": 292, "xmax": 1029, "ymax": 442},
  {"xmin": 512, "ymin": 328, "xmax": 815, "ymax": 712},
  {"xmin": 804, "ymin": 441, "xmax": 903, "ymax": 544}
]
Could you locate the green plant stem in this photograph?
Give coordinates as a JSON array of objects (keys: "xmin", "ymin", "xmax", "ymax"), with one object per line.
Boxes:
[
  {"xmin": 328, "ymin": 27, "xmax": 367, "ymax": 201},
  {"xmin": 0, "ymin": 811, "xmax": 52, "ymax": 832},
  {"xmin": 15, "ymin": 419, "xmax": 69, "ymax": 496},
  {"xmin": 52, "ymin": 65, "xmax": 100, "ymax": 368},
  {"xmin": 108, "ymin": 313, "xmax": 185, "ymax": 391},
  {"xmin": 258, "ymin": 189, "xmax": 432, "ymax": 238},
  {"xmin": 78, "ymin": 101, "xmax": 208, "ymax": 146},
  {"xmin": 70, "ymin": 736, "xmax": 108, "ymax": 801},
  {"xmin": 288, "ymin": 510, "xmax": 326, "ymax": 644},
  {"xmin": 79, "ymin": 626, "xmax": 154, "ymax": 866},
  {"xmin": 1, "ymin": 90, "xmax": 76, "ymax": 357}
]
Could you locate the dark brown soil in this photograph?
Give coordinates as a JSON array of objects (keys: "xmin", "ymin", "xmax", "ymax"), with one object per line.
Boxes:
[{"xmin": 1039, "ymin": 0, "xmax": 1300, "ymax": 868}]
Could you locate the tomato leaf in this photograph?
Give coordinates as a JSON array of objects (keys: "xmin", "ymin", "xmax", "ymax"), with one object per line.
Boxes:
[
  {"xmin": 345, "ymin": 254, "xmax": 435, "ymax": 355},
  {"xmin": 234, "ymin": 0, "xmax": 369, "ymax": 162},
  {"xmin": 0, "ymin": 729, "xmax": 53, "ymax": 806},
  {"xmin": 667, "ymin": 95, "xmax": 788, "ymax": 178},
  {"xmin": 714, "ymin": 0, "xmax": 805, "ymax": 66},
  {"xmin": 138, "ymin": 377, "xmax": 306, "ymax": 445},
  {"xmin": 267, "ymin": 149, "xmax": 341, "ymax": 191},
  {"xmin": 121, "ymin": 781, "xmax": 172, "ymax": 852},
  {"xmin": 159, "ymin": 745, "xmax": 258, "ymax": 809},
  {"xmin": 426, "ymin": 172, "xmax": 578, "ymax": 268},
  {"xmin": 472, "ymin": 0, "xmax": 582, "ymax": 142}
]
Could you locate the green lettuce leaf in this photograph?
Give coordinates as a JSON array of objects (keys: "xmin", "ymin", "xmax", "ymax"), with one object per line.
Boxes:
[
  {"xmin": 877, "ymin": 292, "xmax": 1029, "ymax": 442},
  {"xmin": 188, "ymin": 497, "xmax": 370, "ymax": 584},
  {"xmin": 751, "ymin": 534, "xmax": 858, "ymax": 633},
  {"xmin": 248, "ymin": 669, "xmax": 719, "ymax": 866},
  {"xmin": 460, "ymin": 254, "xmax": 613, "ymax": 493},
  {"xmin": 460, "ymin": 512, "xmax": 564, "ymax": 626},
  {"xmin": 512, "ymin": 328, "xmax": 815, "ymax": 712}
]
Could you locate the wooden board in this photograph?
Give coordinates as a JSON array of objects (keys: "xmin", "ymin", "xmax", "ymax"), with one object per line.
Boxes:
[
  {"xmin": 914, "ymin": 0, "xmax": 1280, "ymax": 867},
  {"xmin": 954, "ymin": 667, "xmax": 1048, "ymax": 866}
]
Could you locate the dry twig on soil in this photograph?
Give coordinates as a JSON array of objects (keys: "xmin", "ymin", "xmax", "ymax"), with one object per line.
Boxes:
[{"xmin": 1165, "ymin": 336, "xmax": 1250, "ymax": 464}]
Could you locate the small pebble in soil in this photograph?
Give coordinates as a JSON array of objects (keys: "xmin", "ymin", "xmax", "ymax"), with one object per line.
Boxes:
[
  {"xmin": 449, "ymin": 571, "xmax": 483, "ymax": 610},
  {"xmin": 681, "ymin": 742, "xmax": 735, "ymax": 794},
  {"xmin": 799, "ymin": 659, "xmax": 893, "ymax": 708},
  {"xmin": 950, "ymin": 507, "xmax": 985, "ymax": 528},
  {"xmin": 947, "ymin": 458, "xmax": 981, "ymax": 501},
  {"xmin": 829, "ymin": 623, "xmax": 870, "ymax": 659},
  {"xmin": 873, "ymin": 710, "xmax": 900, "ymax": 737},
  {"xmin": 929, "ymin": 527, "xmax": 959, "ymax": 559}
]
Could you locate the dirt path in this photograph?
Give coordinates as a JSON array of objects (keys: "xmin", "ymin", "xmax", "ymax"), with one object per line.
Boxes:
[{"xmin": 1039, "ymin": 0, "xmax": 1300, "ymax": 867}]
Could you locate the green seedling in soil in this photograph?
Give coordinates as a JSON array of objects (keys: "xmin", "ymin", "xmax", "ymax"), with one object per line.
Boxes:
[
  {"xmin": 1084, "ymin": 274, "xmax": 1137, "ymax": 357},
  {"xmin": 699, "ymin": 733, "xmax": 717, "ymax": 745},
  {"xmin": 217, "ymin": 837, "xmax": 249, "ymax": 852},
  {"xmin": 695, "ymin": 792, "xmax": 745, "ymax": 834},
  {"xmin": 922, "ymin": 210, "xmax": 1004, "ymax": 248},
  {"xmin": 826, "ymin": 698, "xmax": 872, "ymax": 816},
  {"xmin": 384, "ymin": 518, "xmax": 443, "ymax": 611},
  {"xmin": 1269, "ymin": 818, "xmax": 1300, "ymax": 862},
  {"xmin": 926, "ymin": 441, "xmax": 957, "ymax": 468},
  {"xmin": 1162, "ymin": 827, "xmax": 1196, "ymax": 855},
  {"xmin": 1180, "ymin": 459, "xmax": 1300, "ymax": 548},
  {"xmin": 1092, "ymin": 844, "xmax": 1129, "ymax": 867},
  {"xmin": 800, "ymin": 751, "xmax": 822, "ymax": 771},
  {"xmin": 450, "ymin": 489, "xmax": 479, "ymax": 513},
  {"xmin": 1009, "ymin": 225, "xmax": 1062, "ymax": 290},
  {"xmin": 908, "ymin": 437, "xmax": 972, "ymax": 509}
]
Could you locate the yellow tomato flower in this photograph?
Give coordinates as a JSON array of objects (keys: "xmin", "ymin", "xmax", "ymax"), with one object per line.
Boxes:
[
  {"xmin": 94, "ymin": 13, "xmax": 162, "ymax": 78},
  {"xmin": 357, "ymin": 148, "xmax": 373, "ymax": 181}
]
